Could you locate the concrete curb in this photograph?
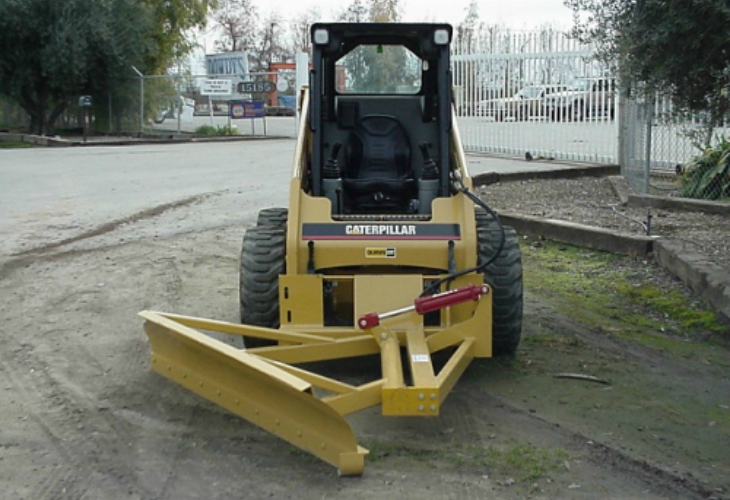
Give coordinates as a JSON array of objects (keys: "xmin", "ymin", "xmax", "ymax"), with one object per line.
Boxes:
[
  {"xmin": 473, "ymin": 164, "xmax": 620, "ymax": 187},
  {"xmin": 607, "ymin": 175, "xmax": 730, "ymax": 215},
  {"xmin": 498, "ymin": 175, "xmax": 730, "ymax": 323},
  {"xmin": 500, "ymin": 210, "xmax": 729, "ymax": 322},
  {"xmin": 0, "ymin": 132, "xmax": 287, "ymax": 148},
  {"xmin": 498, "ymin": 211, "xmax": 657, "ymax": 257},
  {"xmin": 653, "ymin": 240, "xmax": 730, "ymax": 322},
  {"xmin": 627, "ymin": 193, "xmax": 730, "ymax": 215},
  {"xmin": 0, "ymin": 132, "xmax": 74, "ymax": 147}
]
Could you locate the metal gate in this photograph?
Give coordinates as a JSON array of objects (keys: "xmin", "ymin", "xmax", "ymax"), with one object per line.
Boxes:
[
  {"xmin": 619, "ymin": 89, "xmax": 730, "ymax": 194},
  {"xmin": 452, "ymin": 30, "xmax": 618, "ymax": 163}
]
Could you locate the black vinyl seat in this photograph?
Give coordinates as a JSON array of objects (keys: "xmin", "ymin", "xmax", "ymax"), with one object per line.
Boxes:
[{"xmin": 344, "ymin": 115, "xmax": 416, "ymax": 212}]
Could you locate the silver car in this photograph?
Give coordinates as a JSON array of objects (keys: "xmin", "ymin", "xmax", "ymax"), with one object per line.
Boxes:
[
  {"xmin": 543, "ymin": 77, "xmax": 616, "ymax": 121},
  {"xmin": 477, "ymin": 85, "xmax": 569, "ymax": 121}
]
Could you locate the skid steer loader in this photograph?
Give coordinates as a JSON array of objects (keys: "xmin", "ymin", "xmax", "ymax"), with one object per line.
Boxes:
[{"xmin": 140, "ymin": 23, "xmax": 523, "ymax": 476}]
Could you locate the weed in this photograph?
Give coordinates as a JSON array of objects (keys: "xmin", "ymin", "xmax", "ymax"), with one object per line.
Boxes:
[{"xmin": 194, "ymin": 124, "xmax": 238, "ymax": 136}]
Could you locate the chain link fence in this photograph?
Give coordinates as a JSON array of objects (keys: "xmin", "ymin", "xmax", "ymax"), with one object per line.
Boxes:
[
  {"xmin": 0, "ymin": 97, "xmax": 29, "ymax": 131},
  {"xmin": 620, "ymin": 89, "xmax": 730, "ymax": 200},
  {"xmin": 111, "ymin": 71, "xmax": 298, "ymax": 137},
  {"xmin": 0, "ymin": 70, "xmax": 299, "ymax": 137}
]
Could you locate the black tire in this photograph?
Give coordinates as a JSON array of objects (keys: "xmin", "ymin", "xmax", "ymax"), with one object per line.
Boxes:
[
  {"xmin": 239, "ymin": 227, "xmax": 286, "ymax": 347},
  {"xmin": 256, "ymin": 207, "xmax": 288, "ymax": 228},
  {"xmin": 476, "ymin": 213, "xmax": 523, "ymax": 355}
]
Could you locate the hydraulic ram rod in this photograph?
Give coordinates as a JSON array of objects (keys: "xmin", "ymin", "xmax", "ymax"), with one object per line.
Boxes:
[{"xmin": 357, "ymin": 284, "xmax": 489, "ymax": 329}]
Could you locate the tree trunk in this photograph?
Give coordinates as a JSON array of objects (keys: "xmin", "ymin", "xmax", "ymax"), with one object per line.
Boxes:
[{"xmin": 46, "ymin": 99, "xmax": 69, "ymax": 135}]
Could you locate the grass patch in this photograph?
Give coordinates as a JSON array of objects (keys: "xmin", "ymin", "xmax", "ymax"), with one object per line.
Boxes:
[
  {"xmin": 470, "ymin": 444, "xmax": 570, "ymax": 481},
  {"xmin": 362, "ymin": 439, "xmax": 569, "ymax": 482},
  {"xmin": 0, "ymin": 141, "xmax": 33, "ymax": 148},
  {"xmin": 616, "ymin": 283, "xmax": 725, "ymax": 334},
  {"xmin": 522, "ymin": 239, "xmax": 729, "ymax": 354}
]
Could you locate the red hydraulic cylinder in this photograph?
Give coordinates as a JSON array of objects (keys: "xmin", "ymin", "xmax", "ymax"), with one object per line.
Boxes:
[{"xmin": 357, "ymin": 284, "xmax": 489, "ymax": 330}]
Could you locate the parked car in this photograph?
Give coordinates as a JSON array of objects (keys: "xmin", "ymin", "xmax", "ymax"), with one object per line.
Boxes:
[
  {"xmin": 476, "ymin": 85, "xmax": 569, "ymax": 121},
  {"xmin": 542, "ymin": 77, "xmax": 616, "ymax": 121}
]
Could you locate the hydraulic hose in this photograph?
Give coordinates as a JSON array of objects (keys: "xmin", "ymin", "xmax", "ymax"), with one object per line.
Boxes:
[{"xmin": 420, "ymin": 179, "xmax": 506, "ymax": 297}]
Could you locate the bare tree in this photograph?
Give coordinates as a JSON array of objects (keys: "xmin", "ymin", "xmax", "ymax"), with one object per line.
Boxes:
[
  {"xmin": 249, "ymin": 12, "xmax": 287, "ymax": 71},
  {"xmin": 337, "ymin": 0, "xmax": 368, "ymax": 22},
  {"xmin": 369, "ymin": 0, "xmax": 401, "ymax": 22},
  {"xmin": 212, "ymin": 0, "xmax": 258, "ymax": 53},
  {"xmin": 455, "ymin": 0, "xmax": 479, "ymax": 53},
  {"xmin": 288, "ymin": 7, "xmax": 322, "ymax": 58}
]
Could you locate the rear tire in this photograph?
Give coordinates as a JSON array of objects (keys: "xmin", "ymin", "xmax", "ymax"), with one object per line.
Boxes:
[
  {"xmin": 476, "ymin": 213, "xmax": 523, "ymax": 355},
  {"xmin": 239, "ymin": 227, "xmax": 286, "ymax": 348},
  {"xmin": 256, "ymin": 207, "xmax": 288, "ymax": 228}
]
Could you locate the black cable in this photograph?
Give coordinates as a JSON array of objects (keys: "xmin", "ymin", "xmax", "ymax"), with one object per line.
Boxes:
[{"xmin": 420, "ymin": 185, "xmax": 506, "ymax": 297}]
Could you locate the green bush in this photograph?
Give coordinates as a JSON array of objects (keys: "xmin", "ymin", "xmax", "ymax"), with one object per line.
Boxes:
[
  {"xmin": 680, "ymin": 136, "xmax": 730, "ymax": 201},
  {"xmin": 193, "ymin": 124, "xmax": 238, "ymax": 136}
]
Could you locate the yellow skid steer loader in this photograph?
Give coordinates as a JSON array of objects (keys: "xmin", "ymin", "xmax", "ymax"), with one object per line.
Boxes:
[{"xmin": 141, "ymin": 23, "xmax": 523, "ymax": 476}]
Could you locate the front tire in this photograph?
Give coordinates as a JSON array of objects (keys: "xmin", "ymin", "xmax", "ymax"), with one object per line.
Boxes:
[
  {"xmin": 239, "ymin": 227, "xmax": 286, "ymax": 347},
  {"xmin": 476, "ymin": 214, "xmax": 523, "ymax": 355}
]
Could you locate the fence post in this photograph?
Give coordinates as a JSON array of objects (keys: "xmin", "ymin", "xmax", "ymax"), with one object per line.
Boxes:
[
  {"xmin": 296, "ymin": 52, "xmax": 308, "ymax": 135},
  {"xmin": 642, "ymin": 95, "xmax": 655, "ymax": 194},
  {"xmin": 131, "ymin": 66, "xmax": 144, "ymax": 135}
]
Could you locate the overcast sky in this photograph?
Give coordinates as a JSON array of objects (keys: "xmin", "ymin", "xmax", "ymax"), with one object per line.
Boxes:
[{"xmin": 261, "ymin": 0, "xmax": 575, "ymax": 29}]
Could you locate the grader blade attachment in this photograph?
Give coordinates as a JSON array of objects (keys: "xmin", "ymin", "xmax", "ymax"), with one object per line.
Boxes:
[{"xmin": 140, "ymin": 311, "xmax": 367, "ymax": 476}]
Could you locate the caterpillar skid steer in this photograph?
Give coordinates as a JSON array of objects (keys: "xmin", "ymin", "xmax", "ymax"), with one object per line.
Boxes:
[{"xmin": 140, "ymin": 22, "xmax": 523, "ymax": 476}]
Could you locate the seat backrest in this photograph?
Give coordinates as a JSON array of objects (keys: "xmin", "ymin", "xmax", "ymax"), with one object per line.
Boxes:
[{"xmin": 345, "ymin": 115, "xmax": 412, "ymax": 181}]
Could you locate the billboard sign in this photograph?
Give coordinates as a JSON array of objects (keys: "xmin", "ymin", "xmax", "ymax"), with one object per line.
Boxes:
[
  {"xmin": 230, "ymin": 101, "xmax": 265, "ymax": 119},
  {"xmin": 206, "ymin": 52, "xmax": 249, "ymax": 77},
  {"xmin": 205, "ymin": 52, "xmax": 251, "ymax": 101}
]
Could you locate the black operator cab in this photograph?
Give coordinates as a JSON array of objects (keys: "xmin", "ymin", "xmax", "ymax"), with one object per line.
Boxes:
[{"xmin": 308, "ymin": 23, "xmax": 453, "ymax": 217}]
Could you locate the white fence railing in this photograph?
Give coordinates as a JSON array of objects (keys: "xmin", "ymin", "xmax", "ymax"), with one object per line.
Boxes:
[
  {"xmin": 452, "ymin": 30, "xmax": 618, "ymax": 163},
  {"xmin": 453, "ymin": 29, "xmax": 730, "ymax": 184}
]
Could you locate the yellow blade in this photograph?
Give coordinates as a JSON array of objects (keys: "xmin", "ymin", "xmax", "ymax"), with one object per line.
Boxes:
[{"xmin": 140, "ymin": 311, "xmax": 367, "ymax": 476}]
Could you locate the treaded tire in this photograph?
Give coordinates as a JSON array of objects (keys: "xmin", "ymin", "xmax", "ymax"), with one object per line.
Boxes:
[
  {"xmin": 256, "ymin": 207, "xmax": 288, "ymax": 228},
  {"xmin": 239, "ymin": 226, "xmax": 286, "ymax": 347},
  {"xmin": 476, "ymin": 212, "xmax": 523, "ymax": 355}
]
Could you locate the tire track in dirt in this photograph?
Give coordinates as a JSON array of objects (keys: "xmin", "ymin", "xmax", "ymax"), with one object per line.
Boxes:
[
  {"xmin": 464, "ymin": 388, "xmax": 716, "ymax": 500},
  {"xmin": 0, "ymin": 192, "xmax": 219, "ymax": 281},
  {"xmin": 1, "ymin": 349, "xmax": 93, "ymax": 500},
  {"xmin": 0, "ymin": 339, "xmax": 157, "ymax": 499}
]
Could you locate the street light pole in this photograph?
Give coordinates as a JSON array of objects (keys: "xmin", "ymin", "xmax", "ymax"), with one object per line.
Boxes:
[{"xmin": 131, "ymin": 66, "xmax": 144, "ymax": 135}]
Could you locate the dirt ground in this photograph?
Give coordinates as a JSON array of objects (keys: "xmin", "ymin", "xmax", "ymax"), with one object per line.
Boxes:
[{"xmin": 1, "ymin": 189, "xmax": 729, "ymax": 499}]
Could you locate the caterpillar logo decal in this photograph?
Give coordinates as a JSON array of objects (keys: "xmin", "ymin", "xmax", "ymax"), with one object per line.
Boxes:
[
  {"xmin": 365, "ymin": 247, "xmax": 397, "ymax": 259},
  {"xmin": 301, "ymin": 223, "xmax": 461, "ymax": 240},
  {"xmin": 347, "ymin": 224, "xmax": 415, "ymax": 236}
]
